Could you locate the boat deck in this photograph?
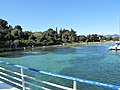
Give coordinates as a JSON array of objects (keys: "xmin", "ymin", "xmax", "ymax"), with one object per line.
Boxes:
[{"xmin": 0, "ymin": 81, "xmax": 18, "ymax": 90}]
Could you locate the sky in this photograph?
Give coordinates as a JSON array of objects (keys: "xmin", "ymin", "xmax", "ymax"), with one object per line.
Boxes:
[{"xmin": 0, "ymin": 0, "xmax": 120, "ymax": 35}]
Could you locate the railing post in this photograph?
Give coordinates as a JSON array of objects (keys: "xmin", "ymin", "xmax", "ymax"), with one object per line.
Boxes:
[
  {"xmin": 73, "ymin": 80, "xmax": 77, "ymax": 90},
  {"xmin": 21, "ymin": 68, "xmax": 25, "ymax": 90}
]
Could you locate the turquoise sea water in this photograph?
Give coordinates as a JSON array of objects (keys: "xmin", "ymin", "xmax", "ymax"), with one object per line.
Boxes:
[{"xmin": 0, "ymin": 43, "xmax": 120, "ymax": 90}]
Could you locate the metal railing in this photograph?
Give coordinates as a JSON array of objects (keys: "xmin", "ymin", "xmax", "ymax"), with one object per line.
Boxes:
[{"xmin": 0, "ymin": 60, "xmax": 120, "ymax": 90}]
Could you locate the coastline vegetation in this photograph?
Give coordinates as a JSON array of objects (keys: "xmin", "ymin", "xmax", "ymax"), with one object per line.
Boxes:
[{"xmin": 0, "ymin": 18, "xmax": 119, "ymax": 52}]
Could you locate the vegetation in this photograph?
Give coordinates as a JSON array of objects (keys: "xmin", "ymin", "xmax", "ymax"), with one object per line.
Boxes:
[{"xmin": 0, "ymin": 18, "xmax": 119, "ymax": 49}]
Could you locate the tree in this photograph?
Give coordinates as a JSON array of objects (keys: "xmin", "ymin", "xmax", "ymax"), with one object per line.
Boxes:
[
  {"xmin": 106, "ymin": 36, "xmax": 113, "ymax": 41},
  {"xmin": 78, "ymin": 35, "xmax": 86, "ymax": 42},
  {"xmin": 91, "ymin": 34, "xmax": 99, "ymax": 42},
  {"xmin": 4, "ymin": 33, "xmax": 15, "ymax": 41},
  {"xmin": 11, "ymin": 29, "xmax": 24, "ymax": 39},
  {"xmin": 29, "ymin": 34, "xmax": 36, "ymax": 40},
  {"xmin": 99, "ymin": 35, "xmax": 106, "ymax": 41},
  {"xmin": 113, "ymin": 37, "xmax": 119, "ymax": 41},
  {"xmin": 59, "ymin": 29, "xmax": 77, "ymax": 43},
  {"xmin": 8, "ymin": 25, "xmax": 13, "ymax": 30},
  {"xmin": 70, "ymin": 28, "xmax": 77, "ymax": 42},
  {"xmin": 86, "ymin": 34, "xmax": 92, "ymax": 42},
  {"xmin": 14, "ymin": 25, "xmax": 22, "ymax": 31},
  {"xmin": 86, "ymin": 34, "xmax": 100, "ymax": 42},
  {"xmin": 0, "ymin": 32, "xmax": 4, "ymax": 43},
  {"xmin": 23, "ymin": 31, "xmax": 32, "ymax": 40},
  {"xmin": 0, "ymin": 19, "xmax": 8, "ymax": 29},
  {"xmin": 33, "ymin": 32, "xmax": 44, "ymax": 44},
  {"xmin": 41, "ymin": 28, "xmax": 58, "ymax": 45},
  {"xmin": 61, "ymin": 30, "xmax": 70, "ymax": 43}
]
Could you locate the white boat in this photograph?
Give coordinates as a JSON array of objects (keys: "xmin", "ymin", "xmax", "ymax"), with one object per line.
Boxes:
[
  {"xmin": 109, "ymin": 42, "xmax": 120, "ymax": 50},
  {"xmin": 109, "ymin": 16, "xmax": 120, "ymax": 50}
]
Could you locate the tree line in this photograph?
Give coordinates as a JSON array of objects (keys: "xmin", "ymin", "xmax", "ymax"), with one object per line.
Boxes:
[{"xmin": 0, "ymin": 18, "xmax": 119, "ymax": 48}]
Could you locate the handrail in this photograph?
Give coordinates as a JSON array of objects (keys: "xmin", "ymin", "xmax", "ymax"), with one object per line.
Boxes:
[{"xmin": 0, "ymin": 60, "xmax": 120, "ymax": 90}]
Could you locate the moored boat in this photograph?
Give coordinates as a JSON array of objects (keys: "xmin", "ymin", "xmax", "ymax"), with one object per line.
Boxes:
[
  {"xmin": 109, "ymin": 42, "xmax": 120, "ymax": 50},
  {"xmin": 109, "ymin": 16, "xmax": 120, "ymax": 50}
]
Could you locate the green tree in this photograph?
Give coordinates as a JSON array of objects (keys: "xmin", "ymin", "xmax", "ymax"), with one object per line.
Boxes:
[
  {"xmin": 0, "ymin": 19, "xmax": 8, "ymax": 29},
  {"xmin": 86, "ymin": 34, "xmax": 92, "ymax": 42},
  {"xmin": 106, "ymin": 36, "xmax": 113, "ymax": 41},
  {"xmin": 70, "ymin": 28, "xmax": 77, "ymax": 42},
  {"xmin": 14, "ymin": 25, "xmax": 22, "ymax": 31},
  {"xmin": 99, "ymin": 35, "xmax": 106, "ymax": 41},
  {"xmin": 40, "ymin": 28, "xmax": 58, "ymax": 45},
  {"xmin": 91, "ymin": 34, "xmax": 99, "ymax": 42},
  {"xmin": 78, "ymin": 35, "xmax": 86, "ymax": 42},
  {"xmin": 33, "ymin": 32, "xmax": 44, "ymax": 44},
  {"xmin": 23, "ymin": 31, "xmax": 32, "ymax": 40},
  {"xmin": 4, "ymin": 33, "xmax": 15, "ymax": 41},
  {"xmin": 11, "ymin": 29, "xmax": 24, "ymax": 39},
  {"xmin": 8, "ymin": 25, "xmax": 13, "ymax": 30},
  {"xmin": 59, "ymin": 29, "xmax": 77, "ymax": 43},
  {"xmin": 29, "ymin": 34, "xmax": 36, "ymax": 40},
  {"xmin": 113, "ymin": 37, "xmax": 119, "ymax": 41}
]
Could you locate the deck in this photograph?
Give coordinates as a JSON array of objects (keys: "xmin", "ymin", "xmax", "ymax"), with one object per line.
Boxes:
[{"xmin": 0, "ymin": 81, "xmax": 18, "ymax": 90}]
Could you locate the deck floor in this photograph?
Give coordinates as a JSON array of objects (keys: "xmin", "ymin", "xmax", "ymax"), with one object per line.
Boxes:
[{"xmin": 0, "ymin": 81, "xmax": 18, "ymax": 90}]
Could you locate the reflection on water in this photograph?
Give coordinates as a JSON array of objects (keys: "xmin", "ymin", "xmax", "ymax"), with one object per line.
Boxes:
[
  {"xmin": 0, "ymin": 47, "xmax": 55, "ymax": 58},
  {"xmin": 108, "ymin": 49, "xmax": 120, "ymax": 59},
  {"xmin": 110, "ymin": 50, "xmax": 120, "ymax": 54}
]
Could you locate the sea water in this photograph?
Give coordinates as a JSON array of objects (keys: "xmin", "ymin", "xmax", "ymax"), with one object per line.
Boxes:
[{"xmin": 0, "ymin": 43, "xmax": 120, "ymax": 90}]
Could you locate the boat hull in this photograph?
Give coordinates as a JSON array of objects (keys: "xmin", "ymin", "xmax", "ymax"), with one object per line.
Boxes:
[{"xmin": 109, "ymin": 45, "xmax": 120, "ymax": 50}]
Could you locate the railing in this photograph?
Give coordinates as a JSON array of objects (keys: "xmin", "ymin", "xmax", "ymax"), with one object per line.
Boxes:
[{"xmin": 0, "ymin": 60, "xmax": 120, "ymax": 90}]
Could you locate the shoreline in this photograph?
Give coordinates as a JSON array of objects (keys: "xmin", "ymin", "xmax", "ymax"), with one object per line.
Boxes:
[{"xmin": 0, "ymin": 41, "xmax": 114, "ymax": 53}]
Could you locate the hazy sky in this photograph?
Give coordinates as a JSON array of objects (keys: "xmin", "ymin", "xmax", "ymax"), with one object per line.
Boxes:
[{"xmin": 0, "ymin": 0, "xmax": 120, "ymax": 35}]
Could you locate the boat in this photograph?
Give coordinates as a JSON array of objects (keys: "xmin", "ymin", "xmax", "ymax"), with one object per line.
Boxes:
[
  {"xmin": 109, "ymin": 16, "xmax": 120, "ymax": 50},
  {"xmin": 108, "ymin": 42, "xmax": 120, "ymax": 50}
]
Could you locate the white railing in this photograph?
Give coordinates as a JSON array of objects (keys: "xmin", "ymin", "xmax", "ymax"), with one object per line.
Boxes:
[{"xmin": 0, "ymin": 60, "xmax": 120, "ymax": 90}]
